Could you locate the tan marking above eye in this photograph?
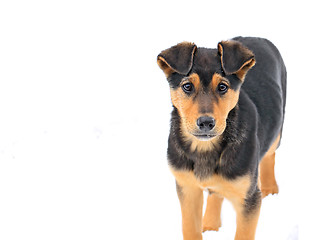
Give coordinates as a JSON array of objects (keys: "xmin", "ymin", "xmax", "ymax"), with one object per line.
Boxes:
[
  {"xmin": 183, "ymin": 73, "xmax": 200, "ymax": 91},
  {"xmin": 211, "ymin": 73, "xmax": 231, "ymax": 92}
]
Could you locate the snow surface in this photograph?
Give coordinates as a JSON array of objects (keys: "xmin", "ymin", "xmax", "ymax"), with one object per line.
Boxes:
[{"xmin": 0, "ymin": 0, "xmax": 315, "ymax": 239}]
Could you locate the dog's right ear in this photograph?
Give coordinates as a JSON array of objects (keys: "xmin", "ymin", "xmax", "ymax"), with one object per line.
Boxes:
[{"xmin": 157, "ymin": 42, "xmax": 197, "ymax": 77}]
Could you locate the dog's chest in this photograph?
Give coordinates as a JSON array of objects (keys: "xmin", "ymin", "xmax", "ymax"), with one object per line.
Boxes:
[
  {"xmin": 192, "ymin": 155, "xmax": 219, "ymax": 179},
  {"xmin": 170, "ymin": 168, "xmax": 251, "ymax": 201}
]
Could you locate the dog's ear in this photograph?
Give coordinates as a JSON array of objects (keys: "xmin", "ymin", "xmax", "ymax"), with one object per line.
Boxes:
[
  {"xmin": 218, "ymin": 40, "xmax": 256, "ymax": 81},
  {"xmin": 157, "ymin": 42, "xmax": 197, "ymax": 77}
]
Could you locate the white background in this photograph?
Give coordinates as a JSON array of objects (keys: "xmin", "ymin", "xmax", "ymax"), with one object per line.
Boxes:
[{"xmin": 0, "ymin": 0, "xmax": 315, "ymax": 239}]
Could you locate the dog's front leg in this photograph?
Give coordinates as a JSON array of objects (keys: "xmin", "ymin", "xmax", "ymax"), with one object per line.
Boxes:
[
  {"xmin": 233, "ymin": 189, "xmax": 262, "ymax": 240},
  {"xmin": 176, "ymin": 182, "xmax": 203, "ymax": 240}
]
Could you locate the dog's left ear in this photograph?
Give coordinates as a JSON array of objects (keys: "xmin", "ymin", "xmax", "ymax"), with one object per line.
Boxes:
[
  {"xmin": 157, "ymin": 42, "xmax": 197, "ymax": 77},
  {"xmin": 218, "ymin": 40, "xmax": 256, "ymax": 81}
]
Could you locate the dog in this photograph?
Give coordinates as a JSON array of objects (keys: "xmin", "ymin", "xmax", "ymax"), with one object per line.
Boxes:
[{"xmin": 157, "ymin": 37, "xmax": 286, "ymax": 240}]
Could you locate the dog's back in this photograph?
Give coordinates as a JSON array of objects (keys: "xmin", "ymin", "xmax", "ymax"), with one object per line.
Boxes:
[{"xmin": 234, "ymin": 37, "xmax": 286, "ymax": 157}]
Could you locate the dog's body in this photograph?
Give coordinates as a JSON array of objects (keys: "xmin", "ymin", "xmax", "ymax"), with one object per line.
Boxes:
[{"xmin": 157, "ymin": 37, "xmax": 286, "ymax": 240}]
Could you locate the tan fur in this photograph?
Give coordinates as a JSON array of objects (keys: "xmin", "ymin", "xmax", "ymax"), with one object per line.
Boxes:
[
  {"xmin": 202, "ymin": 193, "xmax": 223, "ymax": 232},
  {"xmin": 170, "ymin": 73, "xmax": 221, "ymax": 152},
  {"xmin": 170, "ymin": 73, "xmax": 201, "ymax": 135},
  {"xmin": 218, "ymin": 41, "xmax": 256, "ymax": 80},
  {"xmin": 170, "ymin": 168, "xmax": 251, "ymax": 199},
  {"xmin": 234, "ymin": 201, "xmax": 261, "ymax": 240},
  {"xmin": 236, "ymin": 58, "xmax": 256, "ymax": 80},
  {"xmin": 171, "ymin": 168, "xmax": 260, "ymax": 240},
  {"xmin": 183, "ymin": 132, "xmax": 222, "ymax": 152},
  {"xmin": 259, "ymin": 134, "xmax": 280, "ymax": 198},
  {"xmin": 211, "ymin": 73, "xmax": 240, "ymax": 135},
  {"xmin": 178, "ymin": 185, "xmax": 204, "ymax": 240},
  {"xmin": 157, "ymin": 56, "xmax": 174, "ymax": 77}
]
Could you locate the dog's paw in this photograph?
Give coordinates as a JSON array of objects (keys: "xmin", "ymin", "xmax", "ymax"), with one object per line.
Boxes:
[
  {"xmin": 261, "ymin": 184, "xmax": 279, "ymax": 198},
  {"xmin": 202, "ymin": 220, "xmax": 221, "ymax": 232}
]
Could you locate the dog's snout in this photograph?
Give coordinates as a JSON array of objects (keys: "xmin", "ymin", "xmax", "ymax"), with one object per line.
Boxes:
[{"xmin": 196, "ymin": 116, "xmax": 215, "ymax": 131}]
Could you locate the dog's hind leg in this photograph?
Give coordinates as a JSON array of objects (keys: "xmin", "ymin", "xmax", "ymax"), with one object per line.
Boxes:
[
  {"xmin": 202, "ymin": 193, "xmax": 223, "ymax": 232},
  {"xmin": 259, "ymin": 134, "xmax": 280, "ymax": 198}
]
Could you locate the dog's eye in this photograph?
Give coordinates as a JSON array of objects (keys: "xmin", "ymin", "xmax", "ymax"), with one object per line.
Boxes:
[
  {"xmin": 182, "ymin": 82, "xmax": 194, "ymax": 93},
  {"xmin": 217, "ymin": 83, "xmax": 228, "ymax": 94}
]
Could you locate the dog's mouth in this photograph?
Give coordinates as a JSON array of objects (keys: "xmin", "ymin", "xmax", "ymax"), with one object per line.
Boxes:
[{"xmin": 193, "ymin": 133, "xmax": 217, "ymax": 141}]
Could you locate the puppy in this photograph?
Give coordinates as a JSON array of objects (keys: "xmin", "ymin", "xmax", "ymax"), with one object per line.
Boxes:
[{"xmin": 157, "ymin": 37, "xmax": 286, "ymax": 240}]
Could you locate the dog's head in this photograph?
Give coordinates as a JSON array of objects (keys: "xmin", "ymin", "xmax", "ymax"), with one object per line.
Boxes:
[{"xmin": 157, "ymin": 40, "xmax": 255, "ymax": 144}]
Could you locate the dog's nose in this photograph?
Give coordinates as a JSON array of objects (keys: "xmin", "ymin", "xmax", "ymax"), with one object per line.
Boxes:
[{"xmin": 197, "ymin": 116, "xmax": 215, "ymax": 131}]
